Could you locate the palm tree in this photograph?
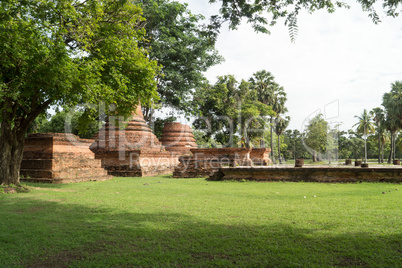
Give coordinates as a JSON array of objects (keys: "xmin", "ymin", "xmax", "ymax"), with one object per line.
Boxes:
[
  {"xmin": 353, "ymin": 109, "xmax": 375, "ymax": 164},
  {"xmin": 370, "ymin": 107, "xmax": 385, "ymax": 164},
  {"xmin": 379, "ymin": 130, "xmax": 390, "ymax": 163},
  {"xmin": 382, "ymin": 81, "xmax": 402, "ymax": 163},
  {"xmin": 249, "ymin": 70, "xmax": 287, "ymax": 164},
  {"xmin": 383, "ymin": 117, "xmax": 399, "ymax": 163},
  {"xmin": 274, "ymin": 116, "xmax": 290, "ymax": 164}
]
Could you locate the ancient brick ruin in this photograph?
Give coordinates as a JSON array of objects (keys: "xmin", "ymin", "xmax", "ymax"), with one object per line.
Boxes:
[
  {"xmin": 90, "ymin": 106, "xmax": 196, "ymax": 177},
  {"xmin": 172, "ymin": 148, "xmax": 271, "ymax": 178},
  {"xmin": 208, "ymin": 166, "xmax": 402, "ymax": 183},
  {"xmin": 160, "ymin": 122, "xmax": 197, "ymax": 154},
  {"xmin": 250, "ymin": 148, "xmax": 272, "ymax": 166},
  {"xmin": 20, "ymin": 133, "xmax": 112, "ymax": 183}
]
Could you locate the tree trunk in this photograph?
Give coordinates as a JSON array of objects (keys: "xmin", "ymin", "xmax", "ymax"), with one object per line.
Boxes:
[
  {"xmin": 388, "ymin": 132, "xmax": 393, "ymax": 164},
  {"xmin": 328, "ymin": 151, "xmax": 332, "ymax": 164},
  {"xmin": 377, "ymin": 131, "xmax": 381, "ymax": 164},
  {"xmin": 277, "ymin": 134, "xmax": 281, "ymax": 164},
  {"xmin": 270, "ymin": 117, "xmax": 275, "ymax": 164},
  {"xmin": 0, "ymin": 124, "xmax": 26, "ymax": 185},
  {"xmin": 364, "ymin": 137, "xmax": 367, "ymax": 164},
  {"xmin": 392, "ymin": 133, "xmax": 396, "ymax": 161}
]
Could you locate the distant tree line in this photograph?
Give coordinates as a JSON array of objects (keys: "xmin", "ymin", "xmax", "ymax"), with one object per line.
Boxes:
[{"xmin": 280, "ymin": 81, "xmax": 402, "ymax": 163}]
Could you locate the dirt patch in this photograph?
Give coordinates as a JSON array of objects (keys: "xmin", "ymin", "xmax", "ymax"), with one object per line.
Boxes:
[
  {"xmin": 1, "ymin": 185, "xmax": 29, "ymax": 194},
  {"xmin": 26, "ymin": 241, "xmax": 128, "ymax": 267},
  {"xmin": 4, "ymin": 187, "xmax": 17, "ymax": 194},
  {"xmin": 27, "ymin": 250, "xmax": 85, "ymax": 268},
  {"xmin": 337, "ymin": 256, "xmax": 369, "ymax": 267},
  {"xmin": 32, "ymin": 187, "xmax": 75, "ymax": 192}
]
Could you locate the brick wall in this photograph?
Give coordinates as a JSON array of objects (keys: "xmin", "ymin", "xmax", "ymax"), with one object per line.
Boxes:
[{"xmin": 20, "ymin": 133, "xmax": 112, "ymax": 183}]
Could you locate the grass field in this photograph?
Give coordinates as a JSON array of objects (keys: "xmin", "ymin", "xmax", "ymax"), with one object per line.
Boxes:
[{"xmin": 1, "ymin": 176, "xmax": 401, "ymax": 267}]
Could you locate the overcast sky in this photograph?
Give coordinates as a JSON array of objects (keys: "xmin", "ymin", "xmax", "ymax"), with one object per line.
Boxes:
[{"xmin": 178, "ymin": 0, "xmax": 402, "ymax": 132}]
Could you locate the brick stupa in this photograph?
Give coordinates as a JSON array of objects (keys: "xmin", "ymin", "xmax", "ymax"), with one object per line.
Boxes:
[
  {"xmin": 90, "ymin": 104, "xmax": 179, "ymax": 177},
  {"xmin": 160, "ymin": 122, "xmax": 197, "ymax": 155},
  {"xmin": 20, "ymin": 133, "xmax": 112, "ymax": 183}
]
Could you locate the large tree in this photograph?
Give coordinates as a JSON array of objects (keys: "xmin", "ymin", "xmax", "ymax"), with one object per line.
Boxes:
[
  {"xmin": 139, "ymin": 0, "xmax": 223, "ymax": 122},
  {"xmin": 382, "ymin": 81, "xmax": 402, "ymax": 162},
  {"xmin": 353, "ymin": 109, "xmax": 375, "ymax": 164},
  {"xmin": 370, "ymin": 107, "xmax": 386, "ymax": 163},
  {"xmin": 249, "ymin": 70, "xmax": 287, "ymax": 163},
  {"xmin": 193, "ymin": 75, "xmax": 273, "ymax": 147},
  {"xmin": 303, "ymin": 114, "xmax": 329, "ymax": 162},
  {"xmin": 283, "ymin": 129, "xmax": 310, "ymax": 160},
  {"xmin": 274, "ymin": 116, "xmax": 290, "ymax": 164},
  {"xmin": 0, "ymin": 0, "xmax": 159, "ymax": 185},
  {"xmin": 347, "ymin": 130, "xmax": 365, "ymax": 161}
]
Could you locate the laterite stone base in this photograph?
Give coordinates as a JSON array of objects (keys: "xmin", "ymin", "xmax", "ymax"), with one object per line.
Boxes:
[
  {"xmin": 208, "ymin": 166, "xmax": 402, "ymax": 183},
  {"xmin": 20, "ymin": 133, "xmax": 112, "ymax": 183},
  {"xmin": 173, "ymin": 148, "xmax": 271, "ymax": 178}
]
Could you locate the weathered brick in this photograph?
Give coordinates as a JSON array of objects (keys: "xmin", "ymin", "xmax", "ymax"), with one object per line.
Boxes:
[
  {"xmin": 20, "ymin": 133, "xmax": 112, "ymax": 183},
  {"xmin": 90, "ymin": 105, "xmax": 187, "ymax": 177},
  {"xmin": 173, "ymin": 148, "xmax": 271, "ymax": 178}
]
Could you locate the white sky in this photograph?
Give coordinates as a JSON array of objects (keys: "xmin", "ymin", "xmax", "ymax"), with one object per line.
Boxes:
[{"xmin": 179, "ymin": 0, "xmax": 402, "ymax": 132}]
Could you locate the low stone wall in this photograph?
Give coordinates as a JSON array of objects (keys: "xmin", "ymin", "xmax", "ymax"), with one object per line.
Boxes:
[
  {"xmin": 20, "ymin": 133, "xmax": 112, "ymax": 183},
  {"xmin": 173, "ymin": 148, "xmax": 271, "ymax": 178},
  {"xmin": 208, "ymin": 166, "xmax": 402, "ymax": 183}
]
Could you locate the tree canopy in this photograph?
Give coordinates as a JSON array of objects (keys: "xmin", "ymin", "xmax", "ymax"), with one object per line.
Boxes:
[
  {"xmin": 382, "ymin": 81, "xmax": 402, "ymax": 162},
  {"xmin": 140, "ymin": 0, "xmax": 223, "ymax": 121},
  {"xmin": 303, "ymin": 114, "xmax": 329, "ymax": 162},
  {"xmin": 192, "ymin": 74, "xmax": 275, "ymax": 147},
  {"xmin": 0, "ymin": 0, "xmax": 160, "ymax": 185},
  {"xmin": 249, "ymin": 70, "xmax": 287, "ymax": 161}
]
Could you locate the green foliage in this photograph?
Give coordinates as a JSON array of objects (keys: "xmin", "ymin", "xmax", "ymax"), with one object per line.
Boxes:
[
  {"xmin": 140, "ymin": 0, "xmax": 223, "ymax": 120},
  {"xmin": 382, "ymin": 81, "xmax": 402, "ymax": 162},
  {"xmin": 193, "ymin": 130, "xmax": 223, "ymax": 148},
  {"xmin": 382, "ymin": 83, "xmax": 402, "ymax": 133},
  {"xmin": 151, "ymin": 116, "xmax": 177, "ymax": 139},
  {"xmin": 0, "ymin": 0, "xmax": 160, "ymax": 184},
  {"xmin": 283, "ymin": 129, "xmax": 311, "ymax": 160},
  {"xmin": 193, "ymin": 74, "xmax": 274, "ymax": 146},
  {"xmin": 210, "ymin": 0, "xmax": 401, "ymax": 41},
  {"xmin": 347, "ymin": 130, "xmax": 365, "ymax": 160},
  {"xmin": 353, "ymin": 109, "xmax": 376, "ymax": 137},
  {"xmin": 304, "ymin": 114, "xmax": 329, "ymax": 161},
  {"xmin": 27, "ymin": 109, "xmax": 102, "ymax": 139},
  {"xmin": 249, "ymin": 70, "xmax": 287, "ymax": 161},
  {"xmin": 0, "ymin": 0, "xmax": 159, "ymax": 125}
]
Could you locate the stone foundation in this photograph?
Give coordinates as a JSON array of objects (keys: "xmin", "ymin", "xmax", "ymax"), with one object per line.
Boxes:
[
  {"xmin": 208, "ymin": 166, "xmax": 402, "ymax": 183},
  {"xmin": 20, "ymin": 133, "xmax": 112, "ymax": 183},
  {"xmin": 94, "ymin": 150, "xmax": 179, "ymax": 177},
  {"xmin": 173, "ymin": 148, "xmax": 271, "ymax": 178}
]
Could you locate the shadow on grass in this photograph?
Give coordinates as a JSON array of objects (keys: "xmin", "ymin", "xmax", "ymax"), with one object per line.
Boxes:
[{"xmin": 0, "ymin": 197, "xmax": 400, "ymax": 267}]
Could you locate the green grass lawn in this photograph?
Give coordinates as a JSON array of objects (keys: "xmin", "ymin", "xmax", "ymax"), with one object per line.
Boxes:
[{"xmin": 1, "ymin": 176, "xmax": 401, "ymax": 267}]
